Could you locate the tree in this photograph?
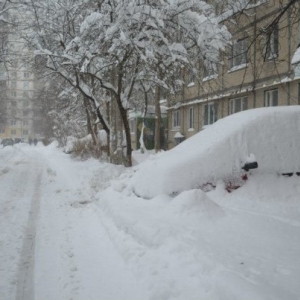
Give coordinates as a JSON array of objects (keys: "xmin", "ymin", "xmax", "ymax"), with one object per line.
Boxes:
[
  {"xmin": 26, "ymin": 0, "xmax": 299, "ymax": 165},
  {"xmin": 38, "ymin": 0, "xmax": 231, "ymax": 164}
]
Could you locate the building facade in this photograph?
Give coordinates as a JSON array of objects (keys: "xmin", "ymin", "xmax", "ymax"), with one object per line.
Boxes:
[
  {"xmin": 0, "ymin": 12, "xmax": 36, "ymax": 142},
  {"xmin": 167, "ymin": 0, "xmax": 300, "ymax": 148}
]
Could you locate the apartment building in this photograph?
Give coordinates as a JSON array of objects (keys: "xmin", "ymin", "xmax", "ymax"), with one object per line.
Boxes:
[
  {"xmin": 168, "ymin": 0, "xmax": 300, "ymax": 148},
  {"xmin": 0, "ymin": 13, "xmax": 36, "ymax": 141}
]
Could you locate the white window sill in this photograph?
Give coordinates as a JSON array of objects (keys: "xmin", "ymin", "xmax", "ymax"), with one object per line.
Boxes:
[
  {"xmin": 188, "ymin": 128, "xmax": 195, "ymax": 132},
  {"xmin": 228, "ymin": 63, "xmax": 248, "ymax": 73},
  {"xmin": 265, "ymin": 54, "xmax": 278, "ymax": 61},
  {"xmin": 171, "ymin": 127, "xmax": 181, "ymax": 131},
  {"xmin": 203, "ymin": 74, "xmax": 218, "ymax": 82},
  {"xmin": 187, "ymin": 82, "xmax": 195, "ymax": 88}
]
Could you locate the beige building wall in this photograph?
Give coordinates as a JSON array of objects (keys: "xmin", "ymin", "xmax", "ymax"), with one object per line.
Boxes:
[{"xmin": 168, "ymin": 0, "xmax": 300, "ymax": 149}]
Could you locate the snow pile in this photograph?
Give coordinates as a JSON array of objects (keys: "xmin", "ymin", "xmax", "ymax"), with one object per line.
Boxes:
[
  {"xmin": 64, "ymin": 136, "xmax": 77, "ymax": 153},
  {"xmin": 97, "ymin": 172, "xmax": 300, "ymax": 300},
  {"xmin": 98, "ymin": 187, "xmax": 226, "ymax": 299},
  {"xmin": 1, "ymin": 135, "xmax": 300, "ymax": 300},
  {"xmin": 130, "ymin": 106, "xmax": 300, "ymax": 198}
]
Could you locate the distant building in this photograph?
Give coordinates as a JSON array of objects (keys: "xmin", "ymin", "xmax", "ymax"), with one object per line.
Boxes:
[{"xmin": 0, "ymin": 10, "xmax": 37, "ymax": 141}]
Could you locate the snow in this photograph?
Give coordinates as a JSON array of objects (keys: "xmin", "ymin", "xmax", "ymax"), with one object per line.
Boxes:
[
  {"xmin": 1, "ymin": 106, "xmax": 300, "ymax": 300},
  {"xmin": 131, "ymin": 106, "xmax": 300, "ymax": 198},
  {"xmin": 174, "ymin": 131, "xmax": 184, "ymax": 138},
  {"xmin": 291, "ymin": 47, "xmax": 300, "ymax": 65}
]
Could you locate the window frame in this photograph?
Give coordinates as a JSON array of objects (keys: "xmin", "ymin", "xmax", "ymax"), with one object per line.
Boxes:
[
  {"xmin": 23, "ymin": 81, "xmax": 30, "ymax": 89},
  {"xmin": 188, "ymin": 107, "xmax": 194, "ymax": 129},
  {"xmin": 265, "ymin": 25, "xmax": 279, "ymax": 60},
  {"xmin": 264, "ymin": 89, "xmax": 278, "ymax": 106},
  {"xmin": 10, "ymin": 81, "xmax": 17, "ymax": 88},
  {"xmin": 203, "ymin": 102, "xmax": 217, "ymax": 126},
  {"xmin": 229, "ymin": 38, "xmax": 248, "ymax": 69},
  {"xmin": 203, "ymin": 61, "xmax": 217, "ymax": 79},
  {"xmin": 230, "ymin": 96, "xmax": 248, "ymax": 114},
  {"xmin": 172, "ymin": 110, "xmax": 181, "ymax": 129}
]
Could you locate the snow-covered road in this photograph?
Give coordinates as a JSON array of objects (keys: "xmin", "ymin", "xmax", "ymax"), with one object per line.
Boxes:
[
  {"xmin": 0, "ymin": 146, "xmax": 43, "ymax": 300},
  {"xmin": 1, "ymin": 142, "xmax": 300, "ymax": 300},
  {"xmin": 0, "ymin": 144, "xmax": 146, "ymax": 300}
]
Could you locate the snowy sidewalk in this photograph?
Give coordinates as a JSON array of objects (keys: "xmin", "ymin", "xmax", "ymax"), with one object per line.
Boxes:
[{"xmin": 0, "ymin": 144, "xmax": 147, "ymax": 300}]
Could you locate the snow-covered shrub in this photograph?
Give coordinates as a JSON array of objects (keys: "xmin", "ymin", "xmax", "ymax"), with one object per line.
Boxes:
[{"xmin": 70, "ymin": 134, "xmax": 107, "ymax": 160}]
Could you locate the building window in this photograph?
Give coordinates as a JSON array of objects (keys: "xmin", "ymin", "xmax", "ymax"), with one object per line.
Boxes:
[
  {"xmin": 204, "ymin": 102, "xmax": 217, "ymax": 126},
  {"xmin": 10, "ymin": 81, "xmax": 17, "ymax": 88},
  {"xmin": 230, "ymin": 97, "xmax": 248, "ymax": 114},
  {"xmin": 23, "ymin": 120, "xmax": 28, "ymax": 126},
  {"xmin": 172, "ymin": 110, "xmax": 181, "ymax": 128},
  {"xmin": 187, "ymin": 70, "xmax": 195, "ymax": 85},
  {"xmin": 265, "ymin": 25, "xmax": 279, "ymax": 60},
  {"xmin": 23, "ymin": 91, "xmax": 30, "ymax": 98},
  {"xmin": 11, "ymin": 129, "xmax": 17, "ymax": 135},
  {"xmin": 24, "ymin": 72, "xmax": 30, "ymax": 78},
  {"xmin": 10, "ymin": 90, "xmax": 17, "ymax": 97},
  {"xmin": 0, "ymin": 128, "xmax": 5, "ymax": 134},
  {"xmin": 188, "ymin": 107, "xmax": 194, "ymax": 129},
  {"xmin": 229, "ymin": 38, "xmax": 248, "ymax": 69},
  {"xmin": 264, "ymin": 89, "xmax": 278, "ymax": 106},
  {"xmin": 23, "ymin": 110, "xmax": 29, "ymax": 117},
  {"xmin": 23, "ymin": 81, "xmax": 29, "ymax": 89},
  {"xmin": 203, "ymin": 61, "xmax": 217, "ymax": 79},
  {"xmin": 23, "ymin": 101, "xmax": 29, "ymax": 107},
  {"xmin": 23, "ymin": 130, "xmax": 28, "ymax": 135},
  {"xmin": 10, "ymin": 119, "xmax": 16, "ymax": 126}
]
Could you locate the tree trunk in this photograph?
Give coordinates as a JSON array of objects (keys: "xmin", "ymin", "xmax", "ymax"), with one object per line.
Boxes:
[
  {"xmin": 115, "ymin": 94, "xmax": 132, "ymax": 167},
  {"xmin": 154, "ymin": 84, "xmax": 162, "ymax": 153},
  {"xmin": 83, "ymin": 97, "xmax": 97, "ymax": 145}
]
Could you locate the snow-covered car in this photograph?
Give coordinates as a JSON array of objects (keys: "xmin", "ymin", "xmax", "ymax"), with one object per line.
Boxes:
[
  {"xmin": 1, "ymin": 138, "xmax": 14, "ymax": 148},
  {"xmin": 130, "ymin": 106, "xmax": 300, "ymax": 198}
]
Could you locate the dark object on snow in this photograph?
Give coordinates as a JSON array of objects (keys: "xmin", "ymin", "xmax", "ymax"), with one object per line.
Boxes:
[
  {"xmin": 1, "ymin": 138, "xmax": 14, "ymax": 147},
  {"xmin": 242, "ymin": 161, "xmax": 258, "ymax": 171},
  {"xmin": 33, "ymin": 138, "xmax": 38, "ymax": 146},
  {"xmin": 282, "ymin": 172, "xmax": 295, "ymax": 177}
]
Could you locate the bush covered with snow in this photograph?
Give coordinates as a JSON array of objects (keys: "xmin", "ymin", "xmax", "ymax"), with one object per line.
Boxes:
[
  {"xmin": 131, "ymin": 106, "xmax": 300, "ymax": 198},
  {"xmin": 64, "ymin": 132, "xmax": 108, "ymax": 160}
]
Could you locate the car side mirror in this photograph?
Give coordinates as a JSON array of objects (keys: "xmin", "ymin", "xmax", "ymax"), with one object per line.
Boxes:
[{"xmin": 242, "ymin": 161, "xmax": 258, "ymax": 172}]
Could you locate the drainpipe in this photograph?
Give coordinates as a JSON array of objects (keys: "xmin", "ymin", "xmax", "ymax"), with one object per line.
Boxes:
[
  {"xmin": 287, "ymin": 4, "xmax": 292, "ymax": 105},
  {"xmin": 253, "ymin": 5, "xmax": 257, "ymax": 108}
]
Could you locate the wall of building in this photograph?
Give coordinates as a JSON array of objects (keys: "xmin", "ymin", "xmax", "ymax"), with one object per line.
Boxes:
[{"xmin": 167, "ymin": 0, "xmax": 300, "ymax": 149}]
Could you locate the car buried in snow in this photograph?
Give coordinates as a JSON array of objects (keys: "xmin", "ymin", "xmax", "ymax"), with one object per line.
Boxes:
[
  {"xmin": 130, "ymin": 106, "xmax": 300, "ymax": 199},
  {"xmin": 1, "ymin": 138, "xmax": 14, "ymax": 148}
]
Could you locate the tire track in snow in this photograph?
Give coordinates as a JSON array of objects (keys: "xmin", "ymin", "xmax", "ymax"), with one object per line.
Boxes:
[{"xmin": 15, "ymin": 168, "xmax": 43, "ymax": 300}]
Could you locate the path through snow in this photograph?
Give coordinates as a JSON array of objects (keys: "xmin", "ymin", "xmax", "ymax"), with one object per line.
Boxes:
[{"xmin": 0, "ymin": 144, "xmax": 146, "ymax": 300}]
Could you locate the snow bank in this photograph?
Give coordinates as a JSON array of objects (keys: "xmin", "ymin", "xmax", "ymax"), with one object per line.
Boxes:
[{"xmin": 131, "ymin": 106, "xmax": 300, "ymax": 198}]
